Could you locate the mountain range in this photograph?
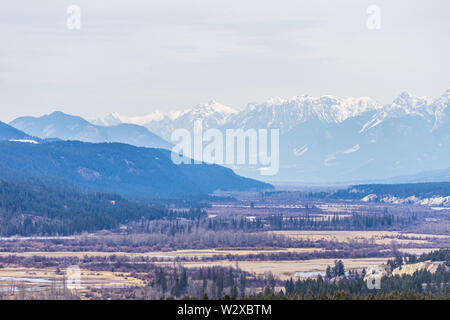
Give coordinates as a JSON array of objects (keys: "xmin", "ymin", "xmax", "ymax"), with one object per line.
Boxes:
[
  {"xmin": 91, "ymin": 96, "xmax": 382, "ymax": 135},
  {"xmin": 6, "ymin": 89, "xmax": 450, "ymax": 184},
  {"xmin": 0, "ymin": 120, "xmax": 36, "ymax": 141},
  {"xmin": 10, "ymin": 111, "xmax": 171, "ymax": 150},
  {"xmin": 0, "ymin": 120, "xmax": 272, "ymax": 198},
  {"xmin": 91, "ymin": 100, "xmax": 238, "ymax": 141}
]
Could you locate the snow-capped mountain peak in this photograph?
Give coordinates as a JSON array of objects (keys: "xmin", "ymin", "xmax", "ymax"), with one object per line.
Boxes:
[
  {"xmin": 91, "ymin": 110, "xmax": 181, "ymax": 127},
  {"xmin": 90, "ymin": 113, "xmax": 122, "ymax": 126},
  {"xmin": 231, "ymin": 94, "xmax": 381, "ymax": 130},
  {"xmin": 92, "ymin": 100, "xmax": 236, "ymax": 128},
  {"xmin": 91, "ymin": 90, "xmax": 449, "ymax": 142},
  {"xmin": 168, "ymin": 100, "xmax": 238, "ymax": 134},
  {"xmin": 360, "ymin": 90, "xmax": 450, "ymax": 133},
  {"xmin": 392, "ymin": 91, "xmax": 432, "ymax": 110},
  {"xmin": 181, "ymin": 100, "xmax": 237, "ymax": 118},
  {"xmin": 431, "ymin": 89, "xmax": 450, "ymax": 129}
]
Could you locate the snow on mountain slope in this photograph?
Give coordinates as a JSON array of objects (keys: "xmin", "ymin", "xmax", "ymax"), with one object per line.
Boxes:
[
  {"xmin": 77, "ymin": 89, "xmax": 449, "ymax": 183},
  {"xmin": 361, "ymin": 90, "xmax": 450, "ymax": 133},
  {"xmin": 91, "ymin": 111, "xmax": 181, "ymax": 127},
  {"xmin": 93, "ymin": 100, "xmax": 237, "ymax": 140},
  {"xmin": 431, "ymin": 89, "xmax": 450, "ymax": 130},
  {"xmin": 91, "ymin": 90, "xmax": 449, "ymax": 138},
  {"xmin": 93, "ymin": 96, "xmax": 380, "ymax": 138},
  {"xmin": 361, "ymin": 193, "xmax": 450, "ymax": 207},
  {"xmin": 227, "ymin": 95, "xmax": 381, "ymax": 130},
  {"xmin": 173, "ymin": 99, "xmax": 237, "ymax": 125},
  {"xmin": 145, "ymin": 100, "xmax": 237, "ymax": 139}
]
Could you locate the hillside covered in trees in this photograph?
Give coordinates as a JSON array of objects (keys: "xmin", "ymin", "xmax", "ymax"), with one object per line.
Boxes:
[
  {"xmin": 0, "ymin": 177, "xmax": 206, "ymax": 236},
  {"xmin": 0, "ymin": 140, "xmax": 272, "ymax": 199},
  {"xmin": 0, "ymin": 121, "xmax": 36, "ymax": 141}
]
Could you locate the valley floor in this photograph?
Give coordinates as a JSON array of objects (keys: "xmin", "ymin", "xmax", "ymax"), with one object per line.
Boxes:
[{"xmin": 0, "ymin": 193, "xmax": 449, "ymax": 299}]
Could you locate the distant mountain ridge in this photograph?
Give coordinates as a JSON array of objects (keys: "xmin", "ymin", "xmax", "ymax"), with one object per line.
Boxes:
[
  {"xmin": 91, "ymin": 90, "xmax": 449, "ymax": 183},
  {"xmin": 92, "ymin": 99, "xmax": 237, "ymax": 127},
  {"xmin": 0, "ymin": 140, "xmax": 272, "ymax": 199},
  {"xmin": 0, "ymin": 121, "xmax": 36, "ymax": 141},
  {"xmin": 93, "ymin": 91, "xmax": 449, "ymax": 139},
  {"xmin": 378, "ymin": 167, "xmax": 450, "ymax": 184},
  {"xmin": 93, "ymin": 100, "xmax": 238, "ymax": 140},
  {"xmin": 360, "ymin": 90, "xmax": 450, "ymax": 133},
  {"xmin": 93, "ymin": 96, "xmax": 382, "ymax": 138},
  {"xmin": 10, "ymin": 111, "xmax": 171, "ymax": 150},
  {"xmin": 227, "ymin": 95, "xmax": 381, "ymax": 132},
  {"xmin": 7, "ymin": 89, "xmax": 450, "ymax": 183}
]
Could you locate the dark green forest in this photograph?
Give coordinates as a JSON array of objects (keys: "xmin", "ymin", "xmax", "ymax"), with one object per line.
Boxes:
[
  {"xmin": 0, "ymin": 140, "xmax": 272, "ymax": 199},
  {"xmin": 0, "ymin": 177, "xmax": 208, "ymax": 236}
]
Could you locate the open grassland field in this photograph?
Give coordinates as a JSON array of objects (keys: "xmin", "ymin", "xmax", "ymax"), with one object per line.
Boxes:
[
  {"xmin": 0, "ymin": 267, "xmax": 143, "ymax": 291},
  {"xmin": 396, "ymin": 248, "xmax": 444, "ymax": 255},
  {"xmin": 267, "ymin": 230, "xmax": 449, "ymax": 245},
  {"xmin": 0, "ymin": 247, "xmax": 324, "ymax": 259},
  {"xmin": 157, "ymin": 257, "xmax": 392, "ymax": 280},
  {"xmin": 0, "ymin": 191, "xmax": 448, "ymax": 299}
]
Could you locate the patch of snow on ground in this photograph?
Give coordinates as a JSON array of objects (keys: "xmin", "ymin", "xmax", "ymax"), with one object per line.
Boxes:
[{"xmin": 9, "ymin": 139, "xmax": 39, "ymax": 144}]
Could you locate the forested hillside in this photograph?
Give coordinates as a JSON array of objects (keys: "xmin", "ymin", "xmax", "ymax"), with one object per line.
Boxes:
[
  {"xmin": 0, "ymin": 141, "xmax": 272, "ymax": 199},
  {"xmin": 0, "ymin": 178, "xmax": 199, "ymax": 236},
  {"xmin": 0, "ymin": 121, "xmax": 35, "ymax": 141}
]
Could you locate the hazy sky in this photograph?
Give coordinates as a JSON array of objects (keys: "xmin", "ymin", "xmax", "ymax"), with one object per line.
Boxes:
[{"xmin": 1, "ymin": 0, "xmax": 449, "ymax": 122}]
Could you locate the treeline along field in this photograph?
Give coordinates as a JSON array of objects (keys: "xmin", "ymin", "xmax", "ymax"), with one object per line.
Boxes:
[{"xmin": 0, "ymin": 178, "xmax": 207, "ymax": 236}]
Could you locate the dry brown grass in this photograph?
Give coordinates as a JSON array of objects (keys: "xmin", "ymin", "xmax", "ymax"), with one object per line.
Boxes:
[
  {"xmin": 157, "ymin": 257, "xmax": 391, "ymax": 280},
  {"xmin": 267, "ymin": 230, "xmax": 448, "ymax": 245},
  {"xmin": 0, "ymin": 267, "xmax": 144, "ymax": 292},
  {"xmin": 397, "ymin": 248, "xmax": 443, "ymax": 255}
]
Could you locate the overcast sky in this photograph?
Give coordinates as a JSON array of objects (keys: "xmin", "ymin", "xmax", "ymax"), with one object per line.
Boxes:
[{"xmin": 1, "ymin": 0, "xmax": 449, "ymax": 122}]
